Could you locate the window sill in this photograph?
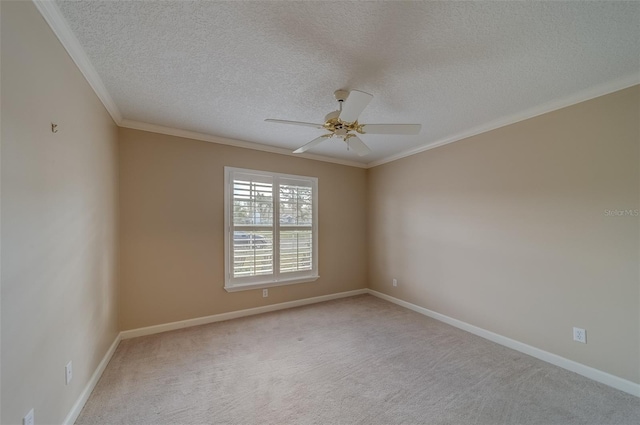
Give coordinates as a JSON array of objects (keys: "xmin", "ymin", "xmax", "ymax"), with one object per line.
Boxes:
[{"xmin": 224, "ymin": 276, "xmax": 320, "ymax": 292}]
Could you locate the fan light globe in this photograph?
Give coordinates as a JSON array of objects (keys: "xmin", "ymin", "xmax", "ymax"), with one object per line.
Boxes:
[{"xmin": 324, "ymin": 111, "xmax": 340, "ymax": 122}]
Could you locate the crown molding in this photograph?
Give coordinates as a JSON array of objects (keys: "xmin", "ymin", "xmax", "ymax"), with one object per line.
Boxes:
[
  {"xmin": 366, "ymin": 75, "xmax": 640, "ymax": 168},
  {"xmin": 32, "ymin": 0, "xmax": 364, "ymax": 169},
  {"xmin": 33, "ymin": 0, "xmax": 638, "ymax": 170},
  {"xmin": 33, "ymin": 0, "xmax": 123, "ymax": 124},
  {"xmin": 123, "ymin": 70, "xmax": 637, "ymax": 170},
  {"xmin": 120, "ymin": 120, "xmax": 368, "ymax": 169},
  {"xmin": 32, "ymin": 0, "xmax": 364, "ymax": 168}
]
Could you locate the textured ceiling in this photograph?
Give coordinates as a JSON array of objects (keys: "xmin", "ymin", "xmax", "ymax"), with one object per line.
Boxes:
[{"xmin": 54, "ymin": 1, "xmax": 640, "ymax": 165}]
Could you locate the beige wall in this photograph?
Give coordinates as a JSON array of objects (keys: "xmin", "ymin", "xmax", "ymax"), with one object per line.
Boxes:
[
  {"xmin": 1, "ymin": 3, "xmax": 637, "ymax": 423},
  {"xmin": 118, "ymin": 128, "xmax": 368, "ymax": 330},
  {"xmin": 1, "ymin": 2, "xmax": 119, "ymax": 424},
  {"xmin": 369, "ymin": 86, "xmax": 640, "ymax": 383}
]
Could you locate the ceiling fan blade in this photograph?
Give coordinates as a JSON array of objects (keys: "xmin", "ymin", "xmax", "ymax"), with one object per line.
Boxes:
[
  {"xmin": 346, "ymin": 136, "xmax": 371, "ymax": 157},
  {"xmin": 339, "ymin": 90, "xmax": 373, "ymax": 123},
  {"xmin": 293, "ymin": 135, "xmax": 331, "ymax": 154},
  {"xmin": 265, "ymin": 119, "xmax": 325, "ymax": 129},
  {"xmin": 360, "ymin": 124, "xmax": 422, "ymax": 135}
]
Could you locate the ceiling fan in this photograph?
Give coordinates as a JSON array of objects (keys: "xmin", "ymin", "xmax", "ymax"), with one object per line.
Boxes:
[{"xmin": 265, "ymin": 89, "xmax": 421, "ymax": 156}]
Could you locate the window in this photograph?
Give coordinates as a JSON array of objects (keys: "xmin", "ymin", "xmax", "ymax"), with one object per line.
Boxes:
[{"xmin": 224, "ymin": 167, "xmax": 318, "ymax": 291}]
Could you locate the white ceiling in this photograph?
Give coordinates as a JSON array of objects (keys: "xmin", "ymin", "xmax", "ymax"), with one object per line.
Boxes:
[{"xmin": 49, "ymin": 1, "xmax": 639, "ymax": 167}]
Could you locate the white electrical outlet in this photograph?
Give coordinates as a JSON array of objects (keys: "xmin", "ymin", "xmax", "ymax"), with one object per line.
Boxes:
[
  {"xmin": 392, "ymin": 279, "xmax": 398, "ymax": 287},
  {"xmin": 262, "ymin": 289, "xmax": 268, "ymax": 298},
  {"xmin": 573, "ymin": 327, "xmax": 587, "ymax": 344},
  {"xmin": 23, "ymin": 408, "xmax": 34, "ymax": 425},
  {"xmin": 65, "ymin": 361, "xmax": 73, "ymax": 385}
]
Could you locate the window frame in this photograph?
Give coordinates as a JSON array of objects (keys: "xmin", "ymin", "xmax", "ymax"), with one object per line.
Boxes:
[{"xmin": 224, "ymin": 167, "xmax": 319, "ymax": 292}]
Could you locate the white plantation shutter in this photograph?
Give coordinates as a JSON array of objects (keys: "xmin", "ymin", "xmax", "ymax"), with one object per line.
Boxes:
[
  {"xmin": 225, "ymin": 167, "xmax": 318, "ymax": 291},
  {"xmin": 231, "ymin": 172, "xmax": 274, "ymax": 280},
  {"xmin": 279, "ymin": 178, "xmax": 313, "ymax": 273}
]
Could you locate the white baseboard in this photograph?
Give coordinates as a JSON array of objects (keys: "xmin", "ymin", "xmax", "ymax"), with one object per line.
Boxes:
[
  {"xmin": 64, "ymin": 289, "xmax": 367, "ymax": 423},
  {"xmin": 64, "ymin": 286, "xmax": 637, "ymax": 424},
  {"xmin": 121, "ymin": 288, "xmax": 368, "ymax": 339},
  {"xmin": 366, "ymin": 289, "xmax": 640, "ymax": 398},
  {"xmin": 63, "ymin": 332, "xmax": 122, "ymax": 425}
]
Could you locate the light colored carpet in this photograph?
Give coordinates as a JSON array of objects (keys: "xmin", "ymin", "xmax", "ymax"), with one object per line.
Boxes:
[{"xmin": 76, "ymin": 295, "xmax": 640, "ymax": 424}]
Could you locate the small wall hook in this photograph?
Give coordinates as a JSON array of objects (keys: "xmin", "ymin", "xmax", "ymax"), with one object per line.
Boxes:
[{"xmin": 51, "ymin": 123, "xmax": 58, "ymax": 133}]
